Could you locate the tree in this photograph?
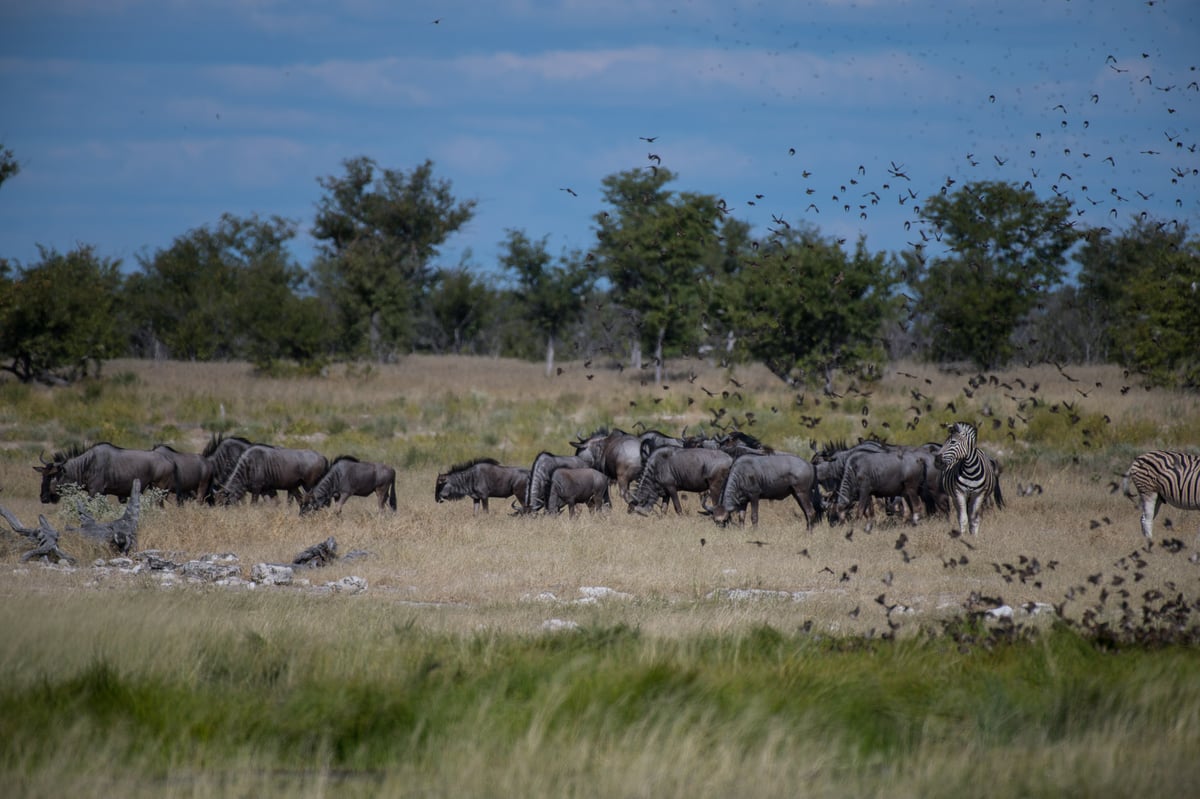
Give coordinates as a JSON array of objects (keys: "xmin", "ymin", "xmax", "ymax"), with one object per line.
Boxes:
[
  {"xmin": 0, "ymin": 144, "xmax": 18, "ymax": 190},
  {"xmin": 0, "ymin": 245, "xmax": 124, "ymax": 383},
  {"xmin": 125, "ymin": 214, "xmax": 331, "ymax": 364},
  {"xmin": 593, "ymin": 168, "xmax": 723, "ymax": 384},
  {"xmin": 312, "ymin": 157, "xmax": 476, "ymax": 360},
  {"xmin": 722, "ymin": 227, "xmax": 900, "ymax": 387},
  {"xmin": 910, "ymin": 181, "xmax": 1078, "ymax": 369},
  {"xmin": 499, "ymin": 230, "xmax": 594, "ymax": 376},
  {"xmin": 425, "ymin": 265, "xmax": 494, "ymax": 354},
  {"xmin": 1077, "ymin": 219, "xmax": 1200, "ymax": 386}
]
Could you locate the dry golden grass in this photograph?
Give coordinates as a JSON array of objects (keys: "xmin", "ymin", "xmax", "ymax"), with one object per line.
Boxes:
[{"xmin": 1, "ymin": 353, "xmax": 1197, "ymax": 638}]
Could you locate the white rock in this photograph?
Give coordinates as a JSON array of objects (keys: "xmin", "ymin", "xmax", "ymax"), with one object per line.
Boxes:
[
  {"xmin": 327, "ymin": 575, "xmax": 367, "ymax": 594},
  {"xmin": 542, "ymin": 618, "xmax": 580, "ymax": 632},
  {"xmin": 250, "ymin": 563, "xmax": 295, "ymax": 586}
]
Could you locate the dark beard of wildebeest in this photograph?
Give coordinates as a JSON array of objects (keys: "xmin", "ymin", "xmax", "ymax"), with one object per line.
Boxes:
[
  {"xmin": 434, "ymin": 457, "xmax": 529, "ymax": 515},
  {"xmin": 201, "ymin": 434, "xmax": 257, "ymax": 504},
  {"xmin": 217, "ymin": 445, "xmax": 328, "ymax": 505},
  {"xmin": 710, "ymin": 453, "xmax": 823, "ymax": 528},
  {"xmin": 828, "ymin": 448, "xmax": 931, "ymax": 531},
  {"xmin": 152, "ymin": 444, "xmax": 214, "ymax": 505},
  {"xmin": 299, "ymin": 455, "xmax": 397, "ymax": 515},
  {"xmin": 524, "ymin": 452, "xmax": 590, "ymax": 513},
  {"xmin": 547, "ymin": 467, "xmax": 611, "ymax": 518},
  {"xmin": 570, "ymin": 428, "xmax": 651, "ymax": 504},
  {"xmin": 35, "ymin": 443, "xmax": 175, "ymax": 504},
  {"xmin": 628, "ymin": 446, "xmax": 733, "ymax": 516}
]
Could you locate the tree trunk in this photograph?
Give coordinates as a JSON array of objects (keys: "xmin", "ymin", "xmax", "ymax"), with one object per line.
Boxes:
[
  {"xmin": 545, "ymin": 333, "xmax": 556, "ymax": 378},
  {"xmin": 631, "ymin": 339, "xmax": 642, "ymax": 371},
  {"xmin": 369, "ymin": 309, "xmax": 385, "ymax": 362},
  {"xmin": 654, "ymin": 326, "xmax": 666, "ymax": 386}
]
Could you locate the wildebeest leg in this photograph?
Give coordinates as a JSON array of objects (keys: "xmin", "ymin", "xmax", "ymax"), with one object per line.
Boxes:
[
  {"xmin": 481, "ymin": 497, "xmax": 490, "ymax": 514},
  {"xmin": 334, "ymin": 493, "xmax": 352, "ymax": 514},
  {"xmin": 1139, "ymin": 492, "xmax": 1160, "ymax": 539},
  {"xmin": 749, "ymin": 497, "xmax": 760, "ymax": 527},
  {"xmin": 668, "ymin": 488, "xmax": 684, "ymax": 515},
  {"xmin": 791, "ymin": 490, "xmax": 817, "ymax": 530}
]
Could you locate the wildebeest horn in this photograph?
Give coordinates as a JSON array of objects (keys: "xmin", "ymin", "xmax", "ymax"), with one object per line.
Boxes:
[{"xmin": 39, "ymin": 450, "xmax": 50, "ymax": 465}]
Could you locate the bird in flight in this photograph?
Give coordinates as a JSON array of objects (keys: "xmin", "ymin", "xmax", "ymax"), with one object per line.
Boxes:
[{"xmin": 639, "ymin": 136, "xmax": 657, "ymax": 143}]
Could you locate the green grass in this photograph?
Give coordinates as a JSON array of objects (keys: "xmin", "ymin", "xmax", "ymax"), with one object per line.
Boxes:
[{"xmin": 1, "ymin": 592, "xmax": 1198, "ymax": 797}]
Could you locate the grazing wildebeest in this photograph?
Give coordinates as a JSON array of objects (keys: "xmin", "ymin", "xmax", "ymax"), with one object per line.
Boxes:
[
  {"xmin": 300, "ymin": 455, "xmax": 397, "ymax": 515},
  {"xmin": 202, "ymin": 434, "xmax": 257, "ymax": 503},
  {"xmin": 1122, "ymin": 450, "xmax": 1200, "ymax": 539},
  {"xmin": 829, "ymin": 448, "xmax": 929, "ymax": 530},
  {"xmin": 638, "ymin": 429, "xmax": 685, "ymax": 464},
  {"xmin": 34, "ymin": 443, "xmax": 174, "ymax": 504},
  {"xmin": 547, "ymin": 467, "xmax": 611, "ymax": 518},
  {"xmin": 628, "ymin": 446, "xmax": 732, "ymax": 516},
  {"xmin": 525, "ymin": 452, "xmax": 590, "ymax": 513},
  {"xmin": 152, "ymin": 444, "xmax": 214, "ymax": 504},
  {"xmin": 435, "ymin": 458, "xmax": 529, "ymax": 514},
  {"xmin": 217, "ymin": 445, "xmax": 328, "ymax": 505},
  {"xmin": 571, "ymin": 428, "xmax": 646, "ymax": 503},
  {"xmin": 710, "ymin": 453, "xmax": 822, "ymax": 528}
]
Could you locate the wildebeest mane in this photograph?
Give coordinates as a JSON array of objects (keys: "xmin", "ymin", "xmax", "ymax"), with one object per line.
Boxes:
[
  {"xmin": 446, "ymin": 456, "xmax": 499, "ymax": 475},
  {"xmin": 202, "ymin": 433, "xmax": 255, "ymax": 458},
  {"xmin": 331, "ymin": 454, "xmax": 360, "ymax": 465}
]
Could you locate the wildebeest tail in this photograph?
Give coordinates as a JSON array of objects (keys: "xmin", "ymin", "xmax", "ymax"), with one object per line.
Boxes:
[
  {"xmin": 809, "ymin": 479, "xmax": 824, "ymax": 524},
  {"xmin": 388, "ymin": 473, "xmax": 397, "ymax": 511}
]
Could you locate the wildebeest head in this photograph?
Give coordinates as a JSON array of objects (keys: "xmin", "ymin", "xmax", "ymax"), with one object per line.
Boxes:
[{"xmin": 33, "ymin": 451, "xmax": 70, "ymax": 503}]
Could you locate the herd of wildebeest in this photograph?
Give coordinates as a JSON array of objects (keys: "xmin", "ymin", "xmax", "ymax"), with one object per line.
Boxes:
[
  {"xmin": 23, "ymin": 424, "xmax": 1195, "ymax": 541},
  {"xmin": 26, "ymin": 426, "xmax": 997, "ymax": 532}
]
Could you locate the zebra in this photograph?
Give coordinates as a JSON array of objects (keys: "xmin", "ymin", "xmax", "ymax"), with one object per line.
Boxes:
[
  {"xmin": 1122, "ymin": 450, "xmax": 1200, "ymax": 539},
  {"xmin": 936, "ymin": 422, "xmax": 1003, "ymax": 535}
]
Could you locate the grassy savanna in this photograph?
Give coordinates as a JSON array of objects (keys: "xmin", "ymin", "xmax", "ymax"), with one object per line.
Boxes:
[{"xmin": 1, "ymin": 356, "xmax": 1199, "ymax": 797}]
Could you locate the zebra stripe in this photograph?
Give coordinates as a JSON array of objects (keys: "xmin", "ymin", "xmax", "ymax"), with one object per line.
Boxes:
[
  {"xmin": 938, "ymin": 421, "xmax": 999, "ymax": 535},
  {"xmin": 1124, "ymin": 450, "xmax": 1200, "ymax": 539}
]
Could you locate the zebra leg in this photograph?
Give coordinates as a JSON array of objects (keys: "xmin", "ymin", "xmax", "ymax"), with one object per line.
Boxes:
[
  {"xmin": 950, "ymin": 492, "xmax": 969, "ymax": 535},
  {"xmin": 967, "ymin": 493, "xmax": 984, "ymax": 535},
  {"xmin": 1139, "ymin": 493, "xmax": 1160, "ymax": 539}
]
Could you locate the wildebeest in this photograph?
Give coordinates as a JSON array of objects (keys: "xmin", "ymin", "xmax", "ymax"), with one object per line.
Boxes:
[
  {"xmin": 202, "ymin": 434, "xmax": 257, "ymax": 503},
  {"xmin": 571, "ymin": 428, "xmax": 646, "ymax": 503},
  {"xmin": 217, "ymin": 445, "xmax": 328, "ymax": 505},
  {"xmin": 710, "ymin": 453, "xmax": 823, "ymax": 528},
  {"xmin": 435, "ymin": 458, "xmax": 529, "ymax": 514},
  {"xmin": 152, "ymin": 444, "xmax": 214, "ymax": 504},
  {"xmin": 35, "ymin": 443, "xmax": 174, "ymax": 504},
  {"xmin": 628, "ymin": 446, "xmax": 732, "ymax": 516},
  {"xmin": 525, "ymin": 452, "xmax": 590, "ymax": 513},
  {"xmin": 547, "ymin": 467, "xmax": 611, "ymax": 517},
  {"xmin": 300, "ymin": 455, "xmax": 397, "ymax": 515},
  {"xmin": 828, "ymin": 448, "xmax": 929, "ymax": 530}
]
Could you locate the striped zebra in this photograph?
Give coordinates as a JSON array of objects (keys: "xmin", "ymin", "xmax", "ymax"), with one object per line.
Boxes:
[
  {"xmin": 1122, "ymin": 450, "xmax": 1200, "ymax": 539},
  {"xmin": 937, "ymin": 422, "xmax": 1002, "ymax": 535}
]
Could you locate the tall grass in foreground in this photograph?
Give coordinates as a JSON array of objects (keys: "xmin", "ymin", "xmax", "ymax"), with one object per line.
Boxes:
[{"xmin": 1, "ymin": 591, "xmax": 1197, "ymax": 799}]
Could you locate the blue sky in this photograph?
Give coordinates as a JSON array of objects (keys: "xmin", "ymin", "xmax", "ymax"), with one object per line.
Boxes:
[{"xmin": 1, "ymin": 0, "xmax": 1197, "ymax": 280}]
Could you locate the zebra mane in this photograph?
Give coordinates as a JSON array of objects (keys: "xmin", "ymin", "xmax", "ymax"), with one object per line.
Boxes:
[{"xmin": 447, "ymin": 456, "xmax": 499, "ymax": 475}]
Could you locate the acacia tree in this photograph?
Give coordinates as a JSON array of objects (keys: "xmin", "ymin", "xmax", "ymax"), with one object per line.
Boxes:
[
  {"xmin": 312, "ymin": 157, "xmax": 476, "ymax": 360},
  {"xmin": 722, "ymin": 227, "xmax": 900, "ymax": 388},
  {"xmin": 910, "ymin": 181, "xmax": 1078, "ymax": 369},
  {"xmin": 425, "ymin": 265, "xmax": 494, "ymax": 354},
  {"xmin": 499, "ymin": 229, "xmax": 593, "ymax": 376},
  {"xmin": 125, "ymin": 213, "xmax": 329, "ymax": 364},
  {"xmin": 593, "ymin": 168, "xmax": 723, "ymax": 384},
  {"xmin": 0, "ymin": 245, "xmax": 124, "ymax": 383},
  {"xmin": 1077, "ymin": 218, "xmax": 1200, "ymax": 386}
]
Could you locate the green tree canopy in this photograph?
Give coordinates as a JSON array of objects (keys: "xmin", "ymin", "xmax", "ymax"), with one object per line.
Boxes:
[
  {"xmin": 312, "ymin": 157, "xmax": 476, "ymax": 360},
  {"xmin": 721, "ymin": 227, "xmax": 900, "ymax": 387},
  {"xmin": 1077, "ymin": 218, "xmax": 1200, "ymax": 387},
  {"xmin": 593, "ymin": 168, "xmax": 724, "ymax": 384},
  {"xmin": 125, "ymin": 214, "xmax": 331, "ymax": 365},
  {"xmin": 0, "ymin": 245, "xmax": 124, "ymax": 383},
  {"xmin": 500, "ymin": 230, "xmax": 594, "ymax": 376},
  {"xmin": 910, "ymin": 181, "xmax": 1078, "ymax": 370},
  {"xmin": 425, "ymin": 265, "xmax": 494, "ymax": 354}
]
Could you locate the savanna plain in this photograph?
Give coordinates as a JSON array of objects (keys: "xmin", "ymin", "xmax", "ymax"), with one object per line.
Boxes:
[{"xmin": 1, "ymin": 356, "xmax": 1199, "ymax": 798}]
